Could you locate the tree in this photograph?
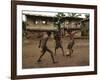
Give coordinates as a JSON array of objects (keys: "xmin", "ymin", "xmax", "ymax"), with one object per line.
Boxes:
[
  {"xmin": 56, "ymin": 12, "xmax": 65, "ymax": 19},
  {"xmin": 67, "ymin": 13, "xmax": 81, "ymax": 18},
  {"xmin": 85, "ymin": 14, "xmax": 89, "ymax": 19},
  {"xmin": 54, "ymin": 12, "xmax": 65, "ymax": 31}
]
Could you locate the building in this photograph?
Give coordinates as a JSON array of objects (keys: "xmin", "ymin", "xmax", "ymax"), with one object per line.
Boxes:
[{"xmin": 22, "ymin": 13, "xmax": 89, "ymax": 38}]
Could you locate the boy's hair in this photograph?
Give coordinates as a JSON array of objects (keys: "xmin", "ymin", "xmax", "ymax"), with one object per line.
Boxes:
[{"xmin": 47, "ymin": 31, "xmax": 51, "ymax": 36}]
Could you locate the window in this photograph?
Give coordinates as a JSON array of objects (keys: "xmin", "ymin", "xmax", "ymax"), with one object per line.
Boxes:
[{"xmin": 35, "ymin": 21, "xmax": 39, "ymax": 24}]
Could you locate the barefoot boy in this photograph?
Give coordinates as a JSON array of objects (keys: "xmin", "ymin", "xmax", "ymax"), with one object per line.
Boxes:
[
  {"xmin": 54, "ymin": 31, "xmax": 64, "ymax": 56},
  {"xmin": 66, "ymin": 30, "xmax": 78, "ymax": 57},
  {"xmin": 37, "ymin": 31, "xmax": 57, "ymax": 63}
]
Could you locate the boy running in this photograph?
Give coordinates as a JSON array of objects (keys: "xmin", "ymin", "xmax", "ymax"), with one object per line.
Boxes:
[
  {"xmin": 66, "ymin": 30, "xmax": 78, "ymax": 57},
  {"xmin": 37, "ymin": 31, "xmax": 57, "ymax": 63},
  {"xmin": 54, "ymin": 31, "xmax": 65, "ymax": 56}
]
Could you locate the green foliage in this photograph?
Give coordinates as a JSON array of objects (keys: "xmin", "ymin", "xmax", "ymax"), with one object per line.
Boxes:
[
  {"xmin": 55, "ymin": 12, "xmax": 65, "ymax": 19},
  {"xmin": 67, "ymin": 13, "xmax": 81, "ymax": 18},
  {"xmin": 22, "ymin": 21, "xmax": 26, "ymax": 31},
  {"xmin": 54, "ymin": 12, "xmax": 66, "ymax": 31},
  {"xmin": 85, "ymin": 14, "xmax": 89, "ymax": 19}
]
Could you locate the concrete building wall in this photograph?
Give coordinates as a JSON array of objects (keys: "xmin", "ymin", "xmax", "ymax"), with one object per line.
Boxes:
[
  {"xmin": 64, "ymin": 20, "xmax": 81, "ymax": 29},
  {"xmin": 26, "ymin": 16, "xmax": 56, "ymax": 30},
  {"xmin": 26, "ymin": 16, "xmax": 82, "ymax": 30}
]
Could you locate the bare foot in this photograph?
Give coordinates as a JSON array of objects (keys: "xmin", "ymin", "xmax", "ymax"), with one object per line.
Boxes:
[
  {"xmin": 53, "ymin": 61, "xmax": 58, "ymax": 64},
  {"xmin": 37, "ymin": 59, "xmax": 42, "ymax": 62}
]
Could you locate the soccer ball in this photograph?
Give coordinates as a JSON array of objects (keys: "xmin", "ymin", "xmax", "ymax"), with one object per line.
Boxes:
[{"xmin": 66, "ymin": 51, "xmax": 70, "ymax": 56}]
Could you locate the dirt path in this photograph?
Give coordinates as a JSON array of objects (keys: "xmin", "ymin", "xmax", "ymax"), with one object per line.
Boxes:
[{"xmin": 22, "ymin": 38, "xmax": 89, "ymax": 69}]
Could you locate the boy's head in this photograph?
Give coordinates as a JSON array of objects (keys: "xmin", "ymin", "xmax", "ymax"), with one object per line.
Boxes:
[{"xmin": 47, "ymin": 31, "xmax": 51, "ymax": 36}]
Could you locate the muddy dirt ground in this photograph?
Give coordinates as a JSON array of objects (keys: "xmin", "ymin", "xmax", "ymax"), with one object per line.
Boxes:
[{"xmin": 22, "ymin": 37, "xmax": 89, "ymax": 69}]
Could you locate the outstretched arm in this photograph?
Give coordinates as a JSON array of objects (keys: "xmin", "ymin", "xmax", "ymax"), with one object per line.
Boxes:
[{"xmin": 72, "ymin": 31, "xmax": 79, "ymax": 35}]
